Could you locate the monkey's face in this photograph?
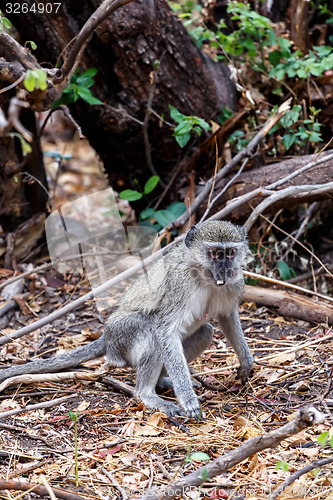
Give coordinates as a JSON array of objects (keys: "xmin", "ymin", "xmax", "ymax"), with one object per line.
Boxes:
[{"xmin": 207, "ymin": 245, "xmax": 239, "ymax": 286}]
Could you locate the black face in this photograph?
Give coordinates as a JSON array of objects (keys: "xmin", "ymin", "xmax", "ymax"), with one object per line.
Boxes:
[{"xmin": 207, "ymin": 246, "xmax": 237, "ymax": 285}]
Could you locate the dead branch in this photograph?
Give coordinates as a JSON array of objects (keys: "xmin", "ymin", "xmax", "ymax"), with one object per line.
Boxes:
[
  {"xmin": 243, "ymin": 285, "xmax": 333, "ymax": 325},
  {"xmin": 0, "ymin": 479, "xmax": 87, "ymax": 500},
  {"xmin": 0, "ymin": 394, "xmax": 77, "ymax": 419},
  {"xmin": 61, "ymin": 0, "xmax": 136, "ymax": 81},
  {"xmin": 244, "ymin": 181, "xmax": 333, "ymax": 231},
  {"xmin": 244, "ymin": 271, "xmax": 333, "ymax": 303},
  {"xmin": 210, "ymin": 150, "xmax": 333, "ymax": 222},
  {"xmin": 141, "ymin": 406, "xmax": 324, "ymax": 500},
  {"xmin": 271, "ymin": 457, "xmax": 333, "ymax": 500},
  {"xmin": 0, "ymin": 32, "xmax": 41, "ymax": 71},
  {"xmin": 160, "ymin": 98, "xmax": 292, "ymax": 232}
]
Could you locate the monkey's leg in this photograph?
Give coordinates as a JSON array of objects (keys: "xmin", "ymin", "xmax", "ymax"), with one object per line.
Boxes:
[
  {"xmin": 158, "ymin": 323, "xmax": 213, "ymax": 389},
  {"xmin": 135, "ymin": 356, "xmax": 185, "ymax": 417},
  {"xmin": 219, "ymin": 311, "xmax": 253, "ymax": 383}
]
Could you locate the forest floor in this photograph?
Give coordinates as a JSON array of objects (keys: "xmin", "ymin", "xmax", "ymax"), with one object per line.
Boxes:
[{"xmin": 0, "ymin": 134, "xmax": 332, "ymax": 500}]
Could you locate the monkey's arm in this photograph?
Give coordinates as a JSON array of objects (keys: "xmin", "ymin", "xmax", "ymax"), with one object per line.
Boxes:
[
  {"xmin": 160, "ymin": 331, "xmax": 201, "ymax": 418},
  {"xmin": 0, "ymin": 335, "xmax": 106, "ymax": 382},
  {"xmin": 218, "ymin": 311, "xmax": 253, "ymax": 383}
]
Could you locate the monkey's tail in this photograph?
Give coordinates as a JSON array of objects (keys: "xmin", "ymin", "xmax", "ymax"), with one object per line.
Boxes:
[{"xmin": 0, "ymin": 335, "xmax": 106, "ymax": 382}]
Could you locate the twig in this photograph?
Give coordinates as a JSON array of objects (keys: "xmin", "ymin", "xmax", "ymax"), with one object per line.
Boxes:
[
  {"xmin": 0, "ymin": 262, "xmax": 52, "ymax": 291},
  {"xmin": 101, "ymin": 467, "xmax": 129, "ymax": 499},
  {"xmin": 40, "ymin": 475, "xmax": 57, "ymax": 500},
  {"xmin": 244, "ymin": 182, "xmax": 333, "ymax": 231},
  {"xmin": 0, "ymin": 394, "xmax": 78, "ymax": 419},
  {"xmin": 0, "ymin": 32, "xmax": 41, "ymax": 71},
  {"xmin": 0, "ymin": 479, "xmax": 87, "ymax": 500},
  {"xmin": 61, "ymin": 0, "xmax": 136, "ymax": 81},
  {"xmin": 287, "ymin": 263, "xmax": 333, "ymax": 284},
  {"xmin": 141, "ymin": 406, "xmax": 324, "ymax": 500},
  {"xmin": 160, "ymin": 98, "xmax": 293, "ymax": 232},
  {"xmin": 210, "ymin": 151, "xmax": 333, "ymax": 223},
  {"xmin": 270, "ymin": 457, "xmax": 333, "ymax": 500},
  {"xmin": 258, "ymin": 213, "xmax": 333, "ymax": 278},
  {"xmin": 199, "ymin": 157, "xmax": 248, "ymax": 222},
  {"xmin": 0, "ymin": 244, "xmax": 173, "ymax": 346},
  {"xmin": 244, "ymin": 271, "xmax": 333, "ymax": 303},
  {"xmin": 143, "ymin": 59, "xmax": 166, "ymax": 187}
]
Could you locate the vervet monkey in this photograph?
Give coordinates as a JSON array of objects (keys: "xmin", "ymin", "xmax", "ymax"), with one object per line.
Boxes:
[{"xmin": 0, "ymin": 221, "xmax": 253, "ymax": 418}]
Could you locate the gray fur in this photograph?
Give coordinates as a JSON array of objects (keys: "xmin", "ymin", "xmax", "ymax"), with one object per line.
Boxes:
[{"xmin": 0, "ymin": 220, "xmax": 253, "ymax": 418}]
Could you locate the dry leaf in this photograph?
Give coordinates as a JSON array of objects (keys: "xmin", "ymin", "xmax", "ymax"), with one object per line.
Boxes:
[
  {"xmin": 76, "ymin": 400, "xmax": 91, "ymax": 412},
  {"xmin": 267, "ymin": 352, "xmax": 295, "ymax": 365}
]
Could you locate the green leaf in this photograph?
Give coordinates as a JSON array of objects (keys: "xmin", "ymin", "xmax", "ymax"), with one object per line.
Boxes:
[
  {"xmin": 308, "ymin": 131, "xmax": 322, "ymax": 143},
  {"xmin": 189, "ymin": 452, "xmax": 210, "ymax": 462},
  {"xmin": 2, "ymin": 17, "xmax": 12, "ymax": 29},
  {"xmin": 277, "ymin": 260, "xmax": 291, "ymax": 280},
  {"xmin": 194, "ymin": 117, "xmax": 210, "ymax": 130},
  {"xmin": 282, "ymin": 133, "xmax": 295, "ymax": 151},
  {"xmin": 174, "ymin": 121, "xmax": 193, "ymax": 136},
  {"xmin": 175, "ymin": 132, "xmax": 191, "ymax": 147},
  {"xmin": 317, "ymin": 431, "xmax": 329, "ymax": 448},
  {"xmin": 139, "ymin": 208, "xmax": 156, "ymax": 220},
  {"xmin": 144, "ymin": 176, "xmax": 160, "ymax": 195},
  {"xmin": 268, "ymin": 50, "xmax": 282, "ymax": 66},
  {"xmin": 24, "ymin": 71, "xmax": 36, "ymax": 92},
  {"xmin": 27, "ymin": 41, "xmax": 37, "ymax": 50},
  {"xmin": 167, "ymin": 201, "xmax": 187, "ymax": 218},
  {"xmin": 169, "ymin": 105, "xmax": 186, "ymax": 123},
  {"xmin": 276, "ymin": 460, "xmax": 289, "ymax": 472},
  {"xmin": 119, "ymin": 189, "xmax": 143, "ymax": 201},
  {"xmin": 76, "ymin": 85, "xmax": 102, "ymax": 105},
  {"xmin": 154, "ymin": 210, "xmax": 174, "ymax": 227}
]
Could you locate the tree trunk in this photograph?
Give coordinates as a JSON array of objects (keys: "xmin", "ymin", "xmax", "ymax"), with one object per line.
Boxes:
[{"xmin": 9, "ymin": 0, "xmax": 236, "ymax": 190}]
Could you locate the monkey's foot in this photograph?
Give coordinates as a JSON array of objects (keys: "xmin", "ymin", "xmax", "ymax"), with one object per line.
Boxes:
[
  {"xmin": 137, "ymin": 392, "xmax": 186, "ymax": 417},
  {"xmin": 237, "ymin": 357, "xmax": 254, "ymax": 384}
]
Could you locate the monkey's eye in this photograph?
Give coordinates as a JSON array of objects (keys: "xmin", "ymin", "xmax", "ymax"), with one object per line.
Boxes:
[
  {"xmin": 208, "ymin": 248, "xmax": 222, "ymax": 260},
  {"xmin": 226, "ymin": 248, "xmax": 237, "ymax": 260}
]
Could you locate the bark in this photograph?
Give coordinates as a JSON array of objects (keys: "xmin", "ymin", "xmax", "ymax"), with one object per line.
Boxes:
[
  {"xmin": 243, "ymin": 285, "xmax": 333, "ymax": 325},
  {"xmin": 9, "ymin": 0, "xmax": 236, "ymax": 190},
  {"xmin": 206, "ymin": 151, "xmax": 333, "ymax": 223}
]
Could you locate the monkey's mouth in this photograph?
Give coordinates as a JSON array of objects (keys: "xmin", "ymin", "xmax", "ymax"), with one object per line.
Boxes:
[{"xmin": 214, "ymin": 268, "xmax": 233, "ymax": 286}]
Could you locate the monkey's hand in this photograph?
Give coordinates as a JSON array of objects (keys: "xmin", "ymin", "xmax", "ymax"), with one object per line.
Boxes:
[{"xmin": 237, "ymin": 354, "xmax": 254, "ymax": 384}]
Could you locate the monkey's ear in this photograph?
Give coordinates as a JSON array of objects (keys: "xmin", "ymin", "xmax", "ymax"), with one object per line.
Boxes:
[{"xmin": 185, "ymin": 225, "xmax": 197, "ymax": 247}]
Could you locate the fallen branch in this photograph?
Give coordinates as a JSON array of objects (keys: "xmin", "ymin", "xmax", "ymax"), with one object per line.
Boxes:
[
  {"xmin": 0, "ymin": 393, "xmax": 77, "ymax": 419},
  {"xmin": 141, "ymin": 406, "xmax": 324, "ymax": 500},
  {"xmin": 0, "ymin": 370, "xmax": 99, "ymax": 394},
  {"xmin": 0, "ymin": 479, "xmax": 87, "ymax": 500},
  {"xmin": 243, "ymin": 285, "xmax": 333, "ymax": 325},
  {"xmin": 271, "ymin": 457, "xmax": 333, "ymax": 500},
  {"xmin": 244, "ymin": 181, "xmax": 333, "ymax": 231},
  {"xmin": 244, "ymin": 271, "xmax": 333, "ymax": 303}
]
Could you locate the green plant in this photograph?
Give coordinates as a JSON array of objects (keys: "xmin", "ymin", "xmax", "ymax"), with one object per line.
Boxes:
[
  {"xmin": 52, "ymin": 68, "xmax": 103, "ymax": 108},
  {"xmin": 119, "ymin": 176, "xmax": 160, "ymax": 202},
  {"xmin": 270, "ymin": 105, "xmax": 323, "ymax": 151},
  {"xmin": 24, "ymin": 69, "xmax": 48, "ymax": 92},
  {"xmin": 7, "ymin": 132, "xmax": 32, "ymax": 156},
  {"xmin": 0, "ymin": 12, "xmax": 11, "ymax": 30},
  {"xmin": 277, "ymin": 260, "xmax": 296, "ymax": 280},
  {"xmin": 169, "ymin": 105, "xmax": 210, "ymax": 147},
  {"xmin": 140, "ymin": 201, "xmax": 187, "ymax": 230},
  {"xmin": 276, "ymin": 460, "xmax": 289, "ymax": 472},
  {"xmin": 119, "ymin": 176, "xmax": 187, "ymax": 230},
  {"xmin": 68, "ymin": 410, "xmax": 79, "ymax": 487}
]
